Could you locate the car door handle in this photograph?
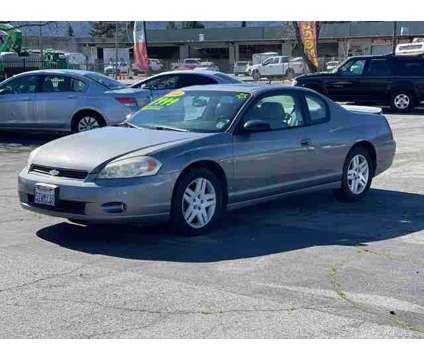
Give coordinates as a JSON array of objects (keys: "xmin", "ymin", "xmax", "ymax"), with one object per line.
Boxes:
[
  {"xmin": 300, "ymin": 138, "xmax": 312, "ymax": 146},
  {"xmin": 67, "ymin": 95, "xmax": 77, "ymax": 99}
]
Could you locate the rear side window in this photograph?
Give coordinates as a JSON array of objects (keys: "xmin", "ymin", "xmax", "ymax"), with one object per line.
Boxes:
[
  {"xmin": 393, "ymin": 59, "xmax": 424, "ymax": 76},
  {"xmin": 305, "ymin": 95, "xmax": 329, "ymax": 125},
  {"xmin": 40, "ymin": 76, "xmax": 87, "ymax": 93},
  {"xmin": 177, "ymin": 74, "xmax": 217, "ymax": 87},
  {"xmin": 366, "ymin": 59, "xmax": 392, "ymax": 76}
]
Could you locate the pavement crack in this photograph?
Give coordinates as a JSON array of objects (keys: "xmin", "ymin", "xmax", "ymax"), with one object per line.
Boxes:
[{"xmin": 0, "ymin": 261, "xmax": 97, "ymax": 295}]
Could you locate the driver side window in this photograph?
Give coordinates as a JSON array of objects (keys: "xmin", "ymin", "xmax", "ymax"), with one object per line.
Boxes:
[
  {"xmin": 338, "ymin": 59, "xmax": 366, "ymax": 76},
  {"xmin": 243, "ymin": 94, "xmax": 304, "ymax": 130}
]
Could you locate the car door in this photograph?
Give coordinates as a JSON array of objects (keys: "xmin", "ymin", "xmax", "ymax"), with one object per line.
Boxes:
[
  {"xmin": 0, "ymin": 74, "xmax": 39, "ymax": 128},
  {"xmin": 231, "ymin": 90, "xmax": 317, "ymax": 202},
  {"xmin": 359, "ymin": 58, "xmax": 393, "ymax": 103},
  {"xmin": 34, "ymin": 75, "xmax": 85, "ymax": 130},
  {"xmin": 326, "ymin": 58, "xmax": 368, "ymax": 101},
  {"xmin": 260, "ymin": 57, "xmax": 274, "ymax": 76}
]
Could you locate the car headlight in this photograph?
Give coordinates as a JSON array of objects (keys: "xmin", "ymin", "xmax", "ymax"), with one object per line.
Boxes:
[
  {"xmin": 27, "ymin": 147, "xmax": 40, "ymax": 168},
  {"xmin": 97, "ymin": 156, "xmax": 162, "ymax": 179}
]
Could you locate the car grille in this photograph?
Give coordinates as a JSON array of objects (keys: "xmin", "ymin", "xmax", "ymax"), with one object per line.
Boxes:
[
  {"xmin": 26, "ymin": 193, "xmax": 86, "ymax": 214},
  {"xmin": 29, "ymin": 164, "xmax": 88, "ymax": 180}
]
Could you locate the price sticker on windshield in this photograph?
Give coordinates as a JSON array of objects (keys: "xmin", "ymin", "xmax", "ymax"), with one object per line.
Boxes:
[{"xmin": 236, "ymin": 92, "xmax": 250, "ymax": 100}]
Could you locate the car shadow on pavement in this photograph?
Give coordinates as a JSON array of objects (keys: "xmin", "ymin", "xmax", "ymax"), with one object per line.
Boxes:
[{"xmin": 36, "ymin": 188, "xmax": 424, "ymax": 263}]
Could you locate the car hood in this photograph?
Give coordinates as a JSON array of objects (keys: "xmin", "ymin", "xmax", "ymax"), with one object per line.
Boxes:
[{"xmin": 31, "ymin": 127, "xmax": 210, "ymax": 172}]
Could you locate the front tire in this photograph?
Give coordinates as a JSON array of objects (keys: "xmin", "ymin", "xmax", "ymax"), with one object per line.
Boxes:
[
  {"xmin": 334, "ymin": 146, "xmax": 373, "ymax": 202},
  {"xmin": 170, "ymin": 168, "xmax": 224, "ymax": 236}
]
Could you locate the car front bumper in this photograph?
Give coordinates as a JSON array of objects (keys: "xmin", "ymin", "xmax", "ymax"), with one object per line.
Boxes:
[{"xmin": 18, "ymin": 168, "xmax": 179, "ymax": 224}]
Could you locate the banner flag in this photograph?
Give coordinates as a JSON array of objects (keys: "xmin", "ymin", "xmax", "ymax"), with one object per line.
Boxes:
[
  {"xmin": 133, "ymin": 21, "xmax": 149, "ymax": 73},
  {"xmin": 299, "ymin": 21, "xmax": 319, "ymax": 69}
]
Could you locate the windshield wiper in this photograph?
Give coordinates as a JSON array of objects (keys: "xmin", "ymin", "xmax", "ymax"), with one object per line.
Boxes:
[{"xmin": 147, "ymin": 125, "xmax": 189, "ymax": 132}]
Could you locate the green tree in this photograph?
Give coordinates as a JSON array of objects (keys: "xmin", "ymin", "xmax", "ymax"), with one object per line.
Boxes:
[
  {"xmin": 66, "ymin": 22, "xmax": 74, "ymax": 37},
  {"xmin": 90, "ymin": 21, "xmax": 117, "ymax": 37},
  {"xmin": 166, "ymin": 21, "xmax": 177, "ymax": 30},
  {"xmin": 181, "ymin": 21, "xmax": 204, "ymax": 29}
]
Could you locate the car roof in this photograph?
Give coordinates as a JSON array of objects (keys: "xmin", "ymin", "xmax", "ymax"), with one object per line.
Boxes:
[
  {"xmin": 14, "ymin": 69, "xmax": 100, "ymax": 77},
  {"xmin": 149, "ymin": 70, "xmax": 222, "ymax": 77},
  {"xmin": 180, "ymin": 83, "xmax": 296, "ymax": 95}
]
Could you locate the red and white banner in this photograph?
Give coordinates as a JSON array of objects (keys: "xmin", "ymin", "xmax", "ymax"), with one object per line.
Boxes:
[
  {"xmin": 299, "ymin": 21, "xmax": 319, "ymax": 69},
  {"xmin": 133, "ymin": 21, "xmax": 149, "ymax": 74}
]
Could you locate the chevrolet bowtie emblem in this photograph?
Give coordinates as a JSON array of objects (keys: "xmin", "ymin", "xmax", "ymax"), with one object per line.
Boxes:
[{"xmin": 49, "ymin": 169, "xmax": 60, "ymax": 176}]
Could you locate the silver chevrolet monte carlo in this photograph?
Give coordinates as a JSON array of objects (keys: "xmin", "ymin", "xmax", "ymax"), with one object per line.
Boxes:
[{"xmin": 18, "ymin": 84, "xmax": 396, "ymax": 236}]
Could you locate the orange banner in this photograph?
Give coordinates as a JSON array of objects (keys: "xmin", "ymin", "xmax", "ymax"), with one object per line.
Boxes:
[{"xmin": 299, "ymin": 21, "xmax": 319, "ymax": 68}]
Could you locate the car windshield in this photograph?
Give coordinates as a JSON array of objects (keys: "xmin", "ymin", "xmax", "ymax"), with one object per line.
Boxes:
[
  {"xmin": 84, "ymin": 73, "xmax": 127, "ymax": 90},
  {"xmin": 128, "ymin": 90, "xmax": 251, "ymax": 133}
]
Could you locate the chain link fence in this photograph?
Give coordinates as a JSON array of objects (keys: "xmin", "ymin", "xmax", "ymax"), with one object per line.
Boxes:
[{"xmin": 0, "ymin": 56, "xmax": 348, "ymax": 82}]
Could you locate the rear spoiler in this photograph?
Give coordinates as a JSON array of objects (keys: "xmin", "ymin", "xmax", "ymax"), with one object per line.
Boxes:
[{"xmin": 342, "ymin": 105, "xmax": 383, "ymax": 114}]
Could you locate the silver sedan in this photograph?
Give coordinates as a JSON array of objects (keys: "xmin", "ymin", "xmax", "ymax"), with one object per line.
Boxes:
[
  {"xmin": 0, "ymin": 69, "xmax": 143, "ymax": 132},
  {"xmin": 18, "ymin": 84, "xmax": 396, "ymax": 235}
]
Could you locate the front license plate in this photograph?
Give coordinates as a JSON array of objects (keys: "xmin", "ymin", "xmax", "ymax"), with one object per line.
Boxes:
[{"xmin": 34, "ymin": 183, "xmax": 57, "ymax": 206}]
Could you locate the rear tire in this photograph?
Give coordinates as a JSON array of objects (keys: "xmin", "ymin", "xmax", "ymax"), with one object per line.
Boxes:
[
  {"xmin": 170, "ymin": 168, "xmax": 224, "ymax": 236},
  {"xmin": 252, "ymin": 69, "xmax": 261, "ymax": 81},
  {"xmin": 72, "ymin": 112, "xmax": 106, "ymax": 133},
  {"xmin": 334, "ymin": 146, "xmax": 374, "ymax": 202},
  {"xmin": 390, "ymin": 91, "xmax": 414, "ymax": 113}
]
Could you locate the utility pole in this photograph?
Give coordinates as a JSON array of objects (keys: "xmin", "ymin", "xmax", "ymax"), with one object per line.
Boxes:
[
  {"xmin": 114, "ymin": 21, "xmax": 119, "ymax": 79},
  {"xmin": 38, "ymin": 21, "xmax": 43, "ymax": 64},
  {"xmin": 392, "ymin": 21, "xmax": 398, "ymax": 54}
]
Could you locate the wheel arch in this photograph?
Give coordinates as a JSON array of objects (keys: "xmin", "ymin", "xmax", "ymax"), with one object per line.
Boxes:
[
  {"xmin": 173, "ymin": 160, "xmax": 229, "ymax": 206},
  {"xmin": 350, "ymin": 140, "xmax": 377, "ymax": 174},
  {"xmin": 70, "ymin": 109, "xmax": 107, "ymax": 132}
]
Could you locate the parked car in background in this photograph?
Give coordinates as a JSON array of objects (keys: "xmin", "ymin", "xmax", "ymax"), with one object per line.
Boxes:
[
  {"xmin": 132, "ymin": 58, "xmax": 164, "ymax": 75},
  {"xmin": 326, "ymin": 60, "xmax": 340, "ymax": 72},
  {"xmin": 18, "ymin": 84, "xmax": 395, "ymax": 235},
  {"xmin": 130, "ymin": 70, "xmax": 242, "ymax": 104},
  {"xmin": 250, "ymin": 56, "xmax": 305, "ymax": 81},
  {"xmin": 395, "ymin": 38, "xmax": 424, "ymax": 56},
  {"xmin": 104, "ymin": 62, "xmax": 129, "ymax": 77},
  {"xmin": 0, "ymin": 69, "xmax": 144, "ymax": 132},
  {"xmin": 294, "ymin": 54, "xmax": 424, "ymax": 112},
  {"xmin": 173, "ymin": 58, "xmax": 202, "ymax": 70},
  {"xmin": 233, "ymin": 61, "xmax": 251, "ymax": 76},
  {"xmin": 196, "ymin": 61, "xmax": 219, "ymax": 71}
]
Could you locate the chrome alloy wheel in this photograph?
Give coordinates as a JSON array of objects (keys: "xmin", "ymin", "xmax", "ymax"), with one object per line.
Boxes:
[
  {"xmin": 347, "ymin": 154, "xmax": 369, "ymax": 195},
  {"xmin": 393, "ymin": 93, "xmax": 410, "ymax": 110},
  {"xmin": 182, "ymin": 177, "xmax": 217, "ymax": 229},
  {"xmin": 78, "ymin": 116, "xmax": 100, "ymax": 132}
]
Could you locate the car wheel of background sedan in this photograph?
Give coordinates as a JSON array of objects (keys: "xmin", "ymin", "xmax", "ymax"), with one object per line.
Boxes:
[
  {"xmin": 252, "ymin": 70, "xmax": 261, "ymax": 81},
  {"xmin": 72, "ymin": 112, "xmax": 106, "ymax": 133},
  {"xmin": 286, "ymin": 68, "xmax": 295, "ymax": 80},
  {"xmin": 170, "ymin": 168, "xmax": 224, "ymax": 236},
  {"xmin": 390, "ymin": 91, "xmax": 414, "ymax": 113},
  {"xmin": 334, "ymin": 146, "xmax": 373, "ymax": 202}
]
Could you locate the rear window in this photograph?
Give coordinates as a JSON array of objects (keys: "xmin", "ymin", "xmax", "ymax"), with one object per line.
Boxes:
[
  {"xmin": 393, "ymin": 59, "xmax": 424, "ymax": 76},
  {"xmin": 213, "ymin": 73, "xmax": 242, "ymax": 84},
  {"xmin": 305, "ymin": 95, "xmax": 329, "ymax": 125},
  {"xmin": 84, "ymin": 73, "xmax": 127, "ymax": 90}
]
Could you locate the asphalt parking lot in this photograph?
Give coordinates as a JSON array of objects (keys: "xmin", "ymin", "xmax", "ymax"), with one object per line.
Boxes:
[{"xmin": 0, "ymin": 111, "xmax": 423, "ymax": 338}]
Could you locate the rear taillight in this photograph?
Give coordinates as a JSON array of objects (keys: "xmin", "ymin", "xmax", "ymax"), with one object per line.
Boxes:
[{"xmin": 116, "ymin": 97, "xmax": 137, "ymax": 106}]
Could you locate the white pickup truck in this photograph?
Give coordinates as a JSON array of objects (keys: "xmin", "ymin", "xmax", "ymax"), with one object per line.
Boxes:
[{"xmin": 250, "ymin": 56, "xmax": 305, "ymax": 81}]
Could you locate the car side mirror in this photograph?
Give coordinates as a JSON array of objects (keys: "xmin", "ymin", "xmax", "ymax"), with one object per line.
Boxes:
[{"xmin": 243, "ymin": 120, "xmax": 271, "ymax": 132}]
